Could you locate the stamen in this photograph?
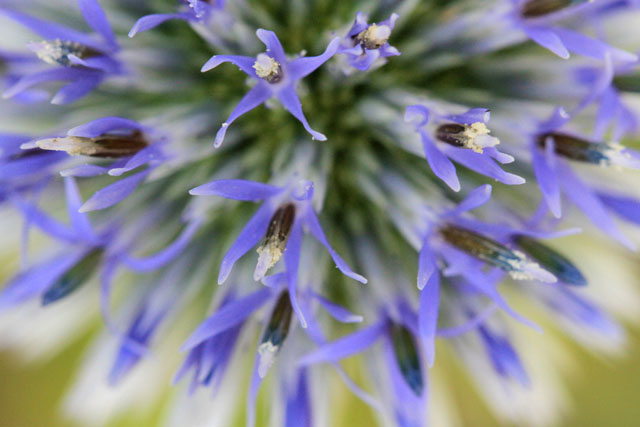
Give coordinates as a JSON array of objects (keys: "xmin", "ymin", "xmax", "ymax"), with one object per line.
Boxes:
[
  {"xmin": 435, "ymin": 122, "xmax": 499, "ymax": 153},
  {"xmin": 356, "ymin": 24, "xmax": 391, "ymax": 50},
  {"xmin": 35, "ymin": 131, "xmax": 148, "ymax": 158},
  {"xmin": 536, "ymin": 132, "xmax": 634, "ymax": 167},
  {"xmin": 254, "ymin": 203, "xmax": 296, "ymax": 281},
  {"xmin": 613, "ymin": 74, "xmax": 640, "ymax": 93},
  {"xmin": 514, "ymin": 235, "xmax": 587, "ymax": 286},
  {"xmin": 440, "ymin": 224, "xmax": 556, "ymax": 282},
  {"xmin": 390, "ymin": 323, "xmax": 423, "ymax": 396},
  {"xmin": 30, "ymin": 39, "xmax": 98, "ymax": 67},
  {"xmin": 258, "ymin": 291, "xmax": 293, "ymax": 378},
  {"xmin": 253, "ymin": 53, "xmax": 283, "ymax": 83},
  {"xmin": 521, "ymin": 0, "xmax": 591, "ymax": 18},
  {"xmin": 42, "ymin": 249, "xmax": 103, "ymax": 305}
]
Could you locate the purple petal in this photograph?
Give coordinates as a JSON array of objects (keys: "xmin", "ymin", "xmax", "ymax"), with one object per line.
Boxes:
[
  {"xmin": 417, "ymin": 240, "xmax": 437, "ymax": 290},
  {"xmin": 78, "ymin": 0, "xmax": 117, "ymax": 49},
  {"xmin": 214, "ymin": 83, "xmax": 272, "ymax": 147},
  {"xmin": 599, "ymin": 193, "xmax": 640, "ymax": 225},
  {"xmin": 558, "ymin": 164, "xmax": 635, "ymax": 250},
  {"xmin": 51, "ymin": 74, "xmax": 103, "ymax": 105},
  {"xmin": 420, "ymin": 132, "xmax": 460, "ymax": 191},
  {"xmin": 109, "ymin": 145, "xmax": 165, "ymax": 177},
  {"xmin": 201, "ymin": 54, "xmax": 258, "ymax": 77},
  {"xmin": 218, "ymin": 203, "xmax": 273, "ymax": 284},
  {"xmin": 448, "ymin": 184, "xmax": 492, "ymax": 217},
  {"xmin": 256, "ymin": 29, "xmax": 287, "ymax": 64},
  {"xmin": 437, "ymin": 303, "xmax": 498, "ymax": 338},
  {"xmin": 444, "ymin": 147, "xmax": 525, "ymax": 185},
  {"xmin": 123, "ymin": 218, "xmax": 202, "ymax": 272},
  {"xmin": 189, "ymin": 179, "xmax": 282, "ymax": 200},
  {"xmin": 554, "ymin": 28, "xmax": 637, "ymax": 63},
  {"xmin": 276, "ymin": 85, "xmax": 327, "ymax": 141},
  {"xmin": 60, "ymin": 164, "xmax": 110, "ymax": 177},
  {"xmin": 1, "ymin": 8, "xmax": 105, "ymax": 51},
  {"xmin": 298, "ymin": 321, "xmax": 386, "ymax": 365},
  {"xmin": 531, "ymin": 137, "xmax": 561, "ymax": 217},
  {"xmin": 3, "ymin": 68, "xmax": 81, "ymax": 100},
  {"xmin": 446, "ymin": 108, "xmax": 490, "ymax": 125},
  {"xmin": 68, "ymin": 116, "xmax": 145, "ymax": 138},
  {"xmin": 64, "ymin": 177, "xmax": 98, "ymax": 242},
  {"xmin": 129, "ymin": 13, "xmax": 193, "ymax": 37},
  {"xmin": 524, "ymin": 26, "xmax": 569, "ymax": 59},
  {"xmin": 247, "ymin": 355, "xmax": 263, "ymax": 427},
  {"xmin": 304, "ymin": 209, "xmax": 367, "ymax": 283},
  {"xmin": 418, "ymin": 272, "xmax": 440, "ymax": 367},
  {"xmin": 12, "ymin": 197, "xmax": 77, "ymax": 243},
  {"xmin": 285, "ymin": 370, "xmax": 312, "ymax": 427},
  {"xmin": 284, "ymin": 221, "xmax": 307, "ymax": 327},
  {"xmin": 0, "ymin": 248, "xmax": 88, "ymax": 308},
  {"xmin": 288, "ymin": 37, "xmax": 340, "ymax": 80},
  {"xmin": 312, "ymin": 292, "xmax": 363, "ymax": 323},
  {"xmin": 404, "ymin": 105, "xmax": 430, "ymax": 128},
  {"xmin": 79, "ymin": 169, "xmax": 151, "ymax": 212},
  {"xmin": 348, "ymin": 49, "xmax": 380, "ymax": 71},
  {"xmin": 181, "ymin": 288, "xmax": 271, "ymax": 351}
]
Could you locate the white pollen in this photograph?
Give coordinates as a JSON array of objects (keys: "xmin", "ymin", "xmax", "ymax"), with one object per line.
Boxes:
[
  {"xmin": 253, "ymin": 54, "xmax": 281, "ymax": 81},
  {"xmin": 461, "ymin": 122, "xmax": 500, "ymax": 153},
  {"xmin": 257, "ymin": 341, "xmax": 279, "ymax": 378}
]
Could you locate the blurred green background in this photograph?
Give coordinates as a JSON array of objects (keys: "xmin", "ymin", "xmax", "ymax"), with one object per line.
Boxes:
[{"xmin": 1, "ymin": 327, "xmax": 639, "ymax": 426}]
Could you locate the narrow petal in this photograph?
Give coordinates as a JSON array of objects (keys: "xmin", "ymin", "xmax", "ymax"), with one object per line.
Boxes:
[
  {"xmin": 418, "ymin": 272, "xmax": 440, "ymax": 367},
  {"xmin": 51, "ymin": 74, "xmax": 103, "ymax": 105},
  {"xmin": 284, "ymin": 370, "xmax": 312, "ymax": 427},
  {"xmin": 312, "ymin": 292, "xmax": 363, "ymax": 323},
  {"xmin": 218, "ymin": 203, "xmax": 273, "ymax": 284},
  {"xmin": 420, "ymin": 132, "xmax": 460, "ymax": 192},
  {"xmin": 78, "ymin": 0, "xmax": 117, "ymax": 49},
  {"xmin": 437, "ymin": 303, "xmax": 498, "ymax": 338},
  {"xmin": 79, "ymin": 169, "xmax": 151, "ymax": 212},
  {"xmin": 304, "ymin": 209, "xmax": 367, "ymax": 283},
  {"xmin": 288, "ymin": 37, "xmax": 340, "ymax": 80},
  {"xmin": 214, "ymin": 84, "xmax": 272, "ymax": 147},
  {"xmin": 64, "ymin": 177, "xmax": 97, "ymax": 242},
  {"xmin": 68, "ymin": 117, "xmax": 145, "ymax": 138},
  {"xmin": 181, "ymin": 288, "xmax": 271, "ymax": 351},
  {"xmin": 284, "ymin": 221, "xmax": 306, "ymax": 327},
  {"xmin": 201, "ymin": 55, "xmax": 257, "ymax": 77},
  {"xmin": 189, "ymin": 179, "xmax": 282, "ymax": 200},
  {"xmin": 123, "ymin": 218, "xmax": 202, "ymax": 272},
  {"xmin": 417, "ymin": 239, "xmax": 437, "ymax": 290},
  {"xmin": 60, "ymin": 164, "xmax": 110, "ymax": 177},
  {"xmin": 531, "ymin": 138, "xmax": 562, "ymax": 217},
  {"xmin": 599, "ymin": 193, "xmax": 640, "ymax": 225},
  {"xmin": 12, "ymin": 197, "xmax": 77, "ymax": 243},
  {"xmin": 256, "ymin": 29, "xmax": 287, "ymax": 63},
  {"xmin": 0, "ymin": 248, "xmax": 87, "ymax": 308},
  {"xmin": 129, "ymin": 13, "xmax": 192, "ymax": 37},
  {"xmin": 276, "ymin": 86, "xmax": 327, "ymax": 141},
  {"xmin": 558, "ymin": 164, "xmax": 635, "ymax": 250},
  {"xmin": 3, "ymin": 69, "xmax": 81, "ymax": 100},
  {"xmin": 524, "ymin": 27, "xmax": 569, "ymax": 59},
  {"xmin": 447, "ymin": 184, "xmax": 492, "ymax": 217},
  {"xmin": 554, "ymin": 28, "xmax": 637, "ymax": 63},
  {"xmin": 444, "ymin": 147, "xmax": 525, "ymax": 185},
  {"xmin": 298, "ymin": 321, "xmax": 386, "ymax": 365}
]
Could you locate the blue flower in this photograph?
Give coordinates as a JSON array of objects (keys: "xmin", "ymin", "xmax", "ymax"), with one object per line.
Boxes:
[
  {"xmin": 1, "ymin": 0, "xmax": 123, "ymax": 104},
  {"xmin": 200, "ymin": 30, "xmax": 340, "ymax": 146},
  {"xmin": 189, "ymin": 177, "xmax": 366, "ymax": 325},
  {"xmin": 530, "ymin": 107, "xmax": 640, "ymax": 249},
  {"xmin": 338, "ymin": 12, "xmax": 401, "ymax": 71},
  {"xmin": 507, "ymin": 0, "xmax": 638, "ymax": 61},
  {"xmin": 129, "ymin": 0, "xmax": 226, "ymax": 37},
  {"xmin": 25, "ymin": 117, "xmax": 169, "ymax": 212},
  {"xmin": 404, "ymin": 105, "xmax": 525, "ymax": 192}
]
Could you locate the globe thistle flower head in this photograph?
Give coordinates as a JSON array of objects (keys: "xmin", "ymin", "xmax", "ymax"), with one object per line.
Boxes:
[{"xmin": 2, "ymin": 1, "xmax": 640, "ymax": 427}]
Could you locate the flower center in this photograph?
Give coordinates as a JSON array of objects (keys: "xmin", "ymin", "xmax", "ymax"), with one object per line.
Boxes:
[
  {"xmin": 356, "ymin": 24, "xmax": 391, "ymax": 50},
  {"xmin": 35, "ymin": 131, "xmax": 149, "ymax": 158},
  {"xmin": 536, "ymin": 132, "xmax": 631, "ymax": 166},
  {"xmin": 255, "ymin": 203, "xmax": 296, "ymax": 280},
  {"xmin": 440, "ymin": 224, "xmax": 555, "ymax": 281},
  {"xmin": 258, "ymin": 291, "xmax": 293, "ymax": 378},
  {"xmin": 31, "ymin": 39, "xmax": 98, "ymax": 67},
  {"xmin": 253, "ymin": 53, "xmax": 283, "ymax": 83},
  {"xmin": 435, "ymin": 122, "xmax": 499, "ymax": 153}
]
